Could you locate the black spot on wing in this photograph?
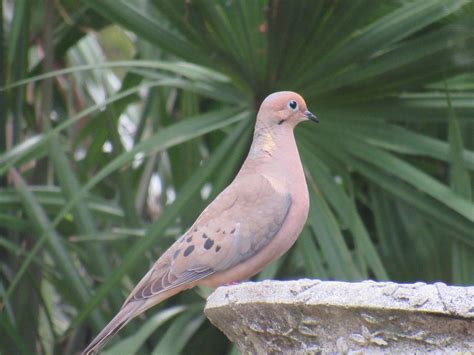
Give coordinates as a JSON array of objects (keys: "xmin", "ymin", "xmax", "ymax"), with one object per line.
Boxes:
[
  {"xmin": 215, "ymin": 245, "xmax": 221, "ymax": 252},
  {"xmin": 173, "ymin": 249, "xmax": 180, "ymax": 259},
  {"xmin": 204, "ymin": 238, "xmax": 214, "ymax": 250},
  {"xmin": 184, "ymin": 245, "xmax": 195, "ymax": 257}
]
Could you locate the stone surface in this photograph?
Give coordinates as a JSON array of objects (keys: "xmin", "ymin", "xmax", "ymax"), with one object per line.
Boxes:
[{"xmin": 204, "ymin": 279, "xmax": 474, "ymax": 354}]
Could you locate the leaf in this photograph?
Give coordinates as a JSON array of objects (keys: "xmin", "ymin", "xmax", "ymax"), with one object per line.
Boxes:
[
  {"xmin": 306, "ymin": 172, "xmax": 363, "ymax": 281},
  {"xmin": 446, "ymin": 84, "xmax": 474, "ymax": 285},
  {"xmin": 321, "ymin": 20, "xmax": 474, "ymax": 96},
  {"xmin": 82, "ymin": 0, "xmax": 210, "ymax": 65},
  {"xmin": 102, "ymin": 306, "xmax": 186, "ymax": 355},
  {"xmin": 300, "ymin": 142, "xmax": 388, "ymax": 280},
  {"xmin": 305, "ymin": 0, "xmax": 470, "ymax": 93},
  {"xmin": 152, "ymin": 307, "xmax": 204, "ymax": 355},
  {"xmin": 51, "ymin": 109, "xmax": 248, "ymax": 239},
  {"xmin": 5, "ymin": 169, "xmax": 105, "ymax": 328},
  {"xmin": 324, "ymin": 120, "xmax": 474, "ymax": 171},
  {"xmin": 318, "ymin": 126, "xmax": 474, "ymax": 222},
  {"xmin": 294, "ymin": 227, "xmax": 329, "ymax": 279}
]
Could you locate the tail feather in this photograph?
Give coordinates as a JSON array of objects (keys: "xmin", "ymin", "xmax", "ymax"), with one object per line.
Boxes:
[
  {"xmin": 82, "ymin": 266, "xmax": 188, "ymax": 354},
  {"xmin": 82, "ymin": 301, "xmax": 142, "ymax": 355}
]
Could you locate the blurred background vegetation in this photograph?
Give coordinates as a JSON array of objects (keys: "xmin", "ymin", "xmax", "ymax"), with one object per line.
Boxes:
[{"xmin": 1, "ymin": 0, "xmax": 473, "ymax": 354}]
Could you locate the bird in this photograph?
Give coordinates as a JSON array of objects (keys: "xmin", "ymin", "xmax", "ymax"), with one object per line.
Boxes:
[{"xmin": 82, "ymin": 91, "xmax": 319, "ymax": 354}]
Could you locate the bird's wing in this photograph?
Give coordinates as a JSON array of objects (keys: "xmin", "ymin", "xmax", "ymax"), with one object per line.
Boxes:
[{"xmin": 124, "ymin": 174, "xmax": 291, "ymax": 304}]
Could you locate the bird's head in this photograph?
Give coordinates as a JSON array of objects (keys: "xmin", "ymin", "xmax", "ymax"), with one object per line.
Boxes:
[{"xmin": 257, "ymin": 91, "xmax": 319, "ymax": 129}]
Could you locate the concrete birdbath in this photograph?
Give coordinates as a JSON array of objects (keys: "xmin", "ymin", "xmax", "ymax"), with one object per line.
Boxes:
[{"xmin": 204, "ymin": 279, "xmax": 474, "ymax": 353}]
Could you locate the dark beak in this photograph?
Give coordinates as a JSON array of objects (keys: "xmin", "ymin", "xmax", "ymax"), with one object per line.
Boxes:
[{"xmin": 304, "ymin": 110, "xmax": 319, "ymax": 123}]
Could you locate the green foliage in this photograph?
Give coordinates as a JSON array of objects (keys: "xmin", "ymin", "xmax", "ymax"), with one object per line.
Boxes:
[{"xmin": 1, "ymin": 0, "xmax": 473, "ymax": 354}]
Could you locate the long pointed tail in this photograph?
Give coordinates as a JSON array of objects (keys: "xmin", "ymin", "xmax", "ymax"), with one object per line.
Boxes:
[{"xmin": 82, "ymin": 301, "xmax": 143, "ymax": 355}]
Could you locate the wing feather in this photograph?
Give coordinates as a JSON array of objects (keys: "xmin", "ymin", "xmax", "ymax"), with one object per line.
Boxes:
[{"xmin": 124, "ymin": 174, "xmax": 290, "ymax": 304}]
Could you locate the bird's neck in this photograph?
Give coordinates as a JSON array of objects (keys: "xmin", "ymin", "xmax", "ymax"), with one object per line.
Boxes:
[
  {"xmin": 248, "ymin": 124, "xmax": 280, "ymax": 158},
  {"xmin": 241, "ymin": 124, "xmax": 305, "ymax": 185}
]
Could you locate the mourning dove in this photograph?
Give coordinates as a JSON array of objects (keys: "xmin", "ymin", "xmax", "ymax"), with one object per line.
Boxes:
[{"xmin": 82, "ymin": 91, "xmax": 318, "ymax": 354}]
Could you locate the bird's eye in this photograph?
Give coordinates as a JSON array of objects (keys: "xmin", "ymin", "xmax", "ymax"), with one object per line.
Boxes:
[{"xmin": 288, "ymin": 100, "xmax": 298, "ymax": 112}]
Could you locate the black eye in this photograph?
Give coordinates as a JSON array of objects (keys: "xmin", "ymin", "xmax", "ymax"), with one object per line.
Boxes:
[{"xmin": 288, "ymin": 100, "xmax": 298, "ymax": 111}]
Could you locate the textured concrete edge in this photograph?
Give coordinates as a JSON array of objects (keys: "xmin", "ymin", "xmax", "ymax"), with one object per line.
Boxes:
[
  {"xmin": 204, "ymin": 279, "xmax": 474, "ymax": 353},
  {"xmin": 204, "ymin": 279, "xmax": 474, "ymax": 318}
]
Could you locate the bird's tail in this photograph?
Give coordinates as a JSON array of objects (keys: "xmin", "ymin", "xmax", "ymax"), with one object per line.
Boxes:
[{"xmin": 82, "ymin": 301, "xmax": 143, "ymax": 355}]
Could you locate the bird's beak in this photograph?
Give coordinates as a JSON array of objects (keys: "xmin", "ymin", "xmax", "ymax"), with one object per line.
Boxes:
[{"xmin": 304, "ymin": 110, "xmax": 319, "ymax": 123}]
